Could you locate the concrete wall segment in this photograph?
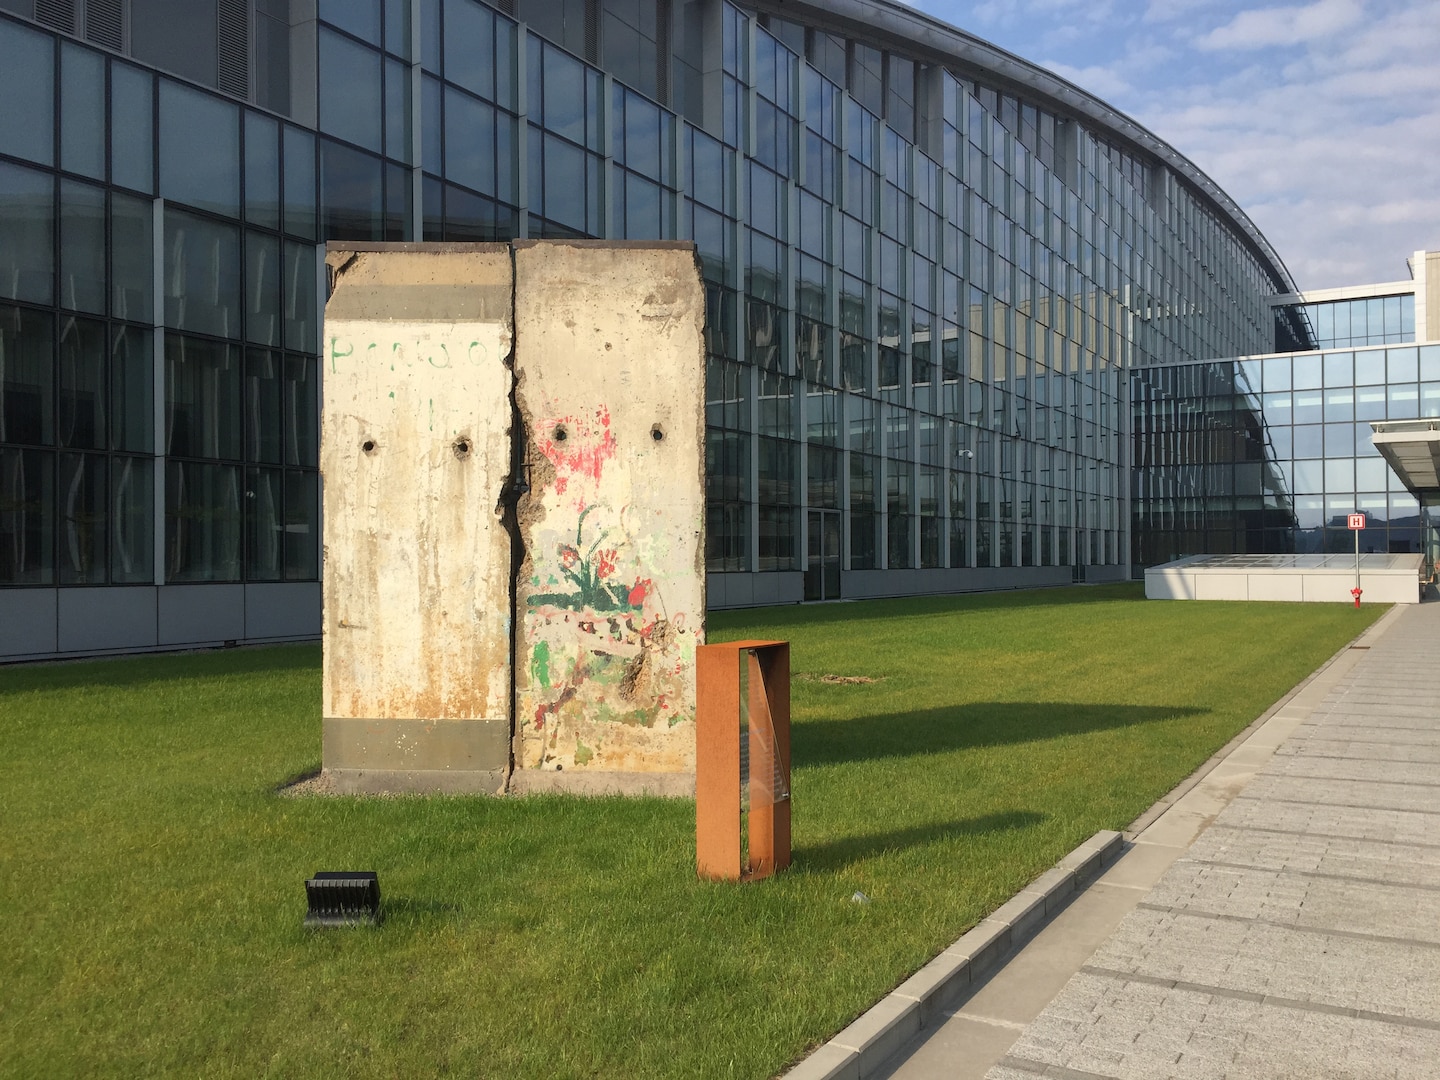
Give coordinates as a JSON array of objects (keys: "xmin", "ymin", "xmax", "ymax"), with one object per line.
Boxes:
[
  {"xmin": 511, "ymin": 241, "xmax": 706, "ymax": 781},
  {"xmin": 321, "ymin": 247, "xmax": 514, "ymax": 734}
]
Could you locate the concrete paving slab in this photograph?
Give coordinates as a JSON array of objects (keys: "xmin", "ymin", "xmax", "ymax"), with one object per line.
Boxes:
[
  {"xmin": 1216, "ymin": 795, "xmax": 1440, "ymax": 847},
  {"xmin": 1238, "ymin": 773, "xmax": 1440, "ymax": 814},
  {"xmin": 1186, "ymin": 824, "xmax": 1440, "ymax": 887},
  {"xmin": 1264, "ymin": 754, "xmax": 1440, "ymax": 784},
  {"xmin": 998, "ymin": 972, "xmax": 1440, "ymax": 1080}
]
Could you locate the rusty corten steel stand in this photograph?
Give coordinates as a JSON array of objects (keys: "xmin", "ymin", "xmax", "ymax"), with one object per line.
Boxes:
[{"xmin": 695, "ymin": 640, "xmax": 791, "ymax": 881}]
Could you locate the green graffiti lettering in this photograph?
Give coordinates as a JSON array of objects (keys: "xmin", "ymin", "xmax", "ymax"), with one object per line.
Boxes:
[
  {"xmin": 328, "ymin": 336, "xmax": 355, "ymax": 374},
  {"xmin": 531, "ymin": 640, "xmax": 551, "ymax": 689}
]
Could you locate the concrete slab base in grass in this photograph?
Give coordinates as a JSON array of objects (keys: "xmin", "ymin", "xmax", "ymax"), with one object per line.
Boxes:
[{"xmin": 782, "ymin": 830, "xmax": 1125, "ymax": 1080}]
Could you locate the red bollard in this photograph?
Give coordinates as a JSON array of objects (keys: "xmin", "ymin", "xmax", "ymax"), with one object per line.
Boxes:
[{"xmin": 1351, "ymin": 587, "xmax": 1363, "ymax": 608}]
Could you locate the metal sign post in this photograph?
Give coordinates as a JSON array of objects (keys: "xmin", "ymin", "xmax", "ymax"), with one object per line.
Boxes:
[{"xmin": 1348, "ymin": 513, "xmax": 1366, "ymax": 606}]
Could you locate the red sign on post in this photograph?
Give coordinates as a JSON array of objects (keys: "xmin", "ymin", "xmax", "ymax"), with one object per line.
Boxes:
[{"xmin": 1347, "ymin": 513, "xmax": 1366, "ymax": 530}]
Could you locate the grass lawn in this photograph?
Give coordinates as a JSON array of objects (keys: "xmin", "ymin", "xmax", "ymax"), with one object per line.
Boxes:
[{"xmin": 0, "ymin": 584, "xmax": 1382, "ymax": 1078}]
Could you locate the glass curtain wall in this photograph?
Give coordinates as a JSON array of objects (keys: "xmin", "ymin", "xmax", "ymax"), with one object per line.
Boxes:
[
  {"xmin": 0, "ymin": 0, "xmax": 1296, "ymax": 599},
  {"xmin": 0, "ymin": 15, "xmax": 321, "ymax": 588},
  {"xmin": 1133, "ymin": 343, "xmax": 1440, "ymax": 567}
]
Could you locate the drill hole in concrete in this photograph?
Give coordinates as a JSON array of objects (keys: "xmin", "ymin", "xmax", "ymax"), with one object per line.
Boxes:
[
  {"xmin": 361, "ymin": 439, "xmax": 377, "ymax": 455},
  {"xmin": 553, "ymin": 425, "xmax": 567, "ymax": 442},
  {"xmin": 651, "ymin": 424, "xmax": 665, "ymax": 442},
  {"xmin": 453, "ymin": 437, "xmax": 471, "ymax": 459}
]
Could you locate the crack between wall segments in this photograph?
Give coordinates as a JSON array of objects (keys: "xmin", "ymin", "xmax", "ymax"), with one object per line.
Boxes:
[{"xmin": 497, "ymin": 243, "xmax": 527, "ymax": 793}]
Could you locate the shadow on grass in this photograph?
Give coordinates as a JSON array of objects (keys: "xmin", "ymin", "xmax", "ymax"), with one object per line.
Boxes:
[
  {"xmin": 0, "ymin": 642, "xmax": 320, "ymax": 696},
  {"xmin": 708, "ymin": 582, "xmax": 1145, "ymax": 635},
  {"xmin": 795, "ymin": 809, "xmax": 1045, "ymax": 872},
  {"xmin": 795, "ymin": 701, "xmax": 1205, "ymax": 767}
]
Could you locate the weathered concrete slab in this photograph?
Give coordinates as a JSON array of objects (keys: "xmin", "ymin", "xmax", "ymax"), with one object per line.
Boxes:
[
  {"xmin": 511, "ymin": 241, "xmax": 705, "ymax": 790},
  {"xmin": 322, "ymin": 245, "xmax": 515, "ymax": 791}
]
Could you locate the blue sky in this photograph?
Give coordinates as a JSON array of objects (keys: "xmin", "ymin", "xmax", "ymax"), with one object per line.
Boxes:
[{"xmin": 906, "ymin": 0, "xmax": 1440, "ymax": 291}]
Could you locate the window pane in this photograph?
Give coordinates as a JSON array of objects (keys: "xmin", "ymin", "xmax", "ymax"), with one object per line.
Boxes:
[
  {"xmin": 245, "ymin": 348, "xmax": 282, "ymax": 463},
  {"xmin": 111, "ymin": 326, "xmax": 154, "ymax": 453},
  {"xmin": 0, "ymin": 448, "xmax": 54, "ymax": 584},
  {"xmin": 58, "ymin": 316, "xmax": 107, "ymax": 449},
  {"xmin": 110, "ymin": 62, "xmax": 154, "ymax": 194},
  {"xmin": 284, "ymin": 355, "xmax": 318, "ymax": 466},
  {"xmin": 320, "ymin": 139, "xmax": 384, "ymax": 241},
  {"xmin": 283, "ymin": 242, "xmax": 317, "ymax": 353},
  {"xmin": 385, "ymin": 57, "xmax": 412, "ymax": 162},
  {"xmin": 164, "ymin": 209, "xmax": 241, "ymax": 338},
  {"xmin": 445, "ymin": 87, "xmax": 495, "ymax": 195},
  {"xmin": 59, "ymin": 180, "xmax": 107, "ymax": 315},
  {"xmin": 0, "ymin": 303, "xmax": 54, "ymax": 446},
  {"xmin": 318, "ymin": 28, "xmax": 383, "ymax": 153},
  {"xmin": 541, "ymin": 43, "xmax": 586, "ymax": 143},
  {"xmin": 0, "ymin": 18, "xmax": 54, "ymax": 166},
  {"xmin": 320, "ymin": 0, "xmax": 381, "ymax": 43},
  {"xmin": 384, "ymin": 0, "xmax": 411, "ymax": 57},
  {"xmin": 111, "ymin": 454, "xmax": 154, "ymax": 583},
  {"xmin": 444, "ymin": 0, "xmax": 494, "ymax": 98},
  {"xmin": 245, "ymin": 465, "xmax": 282, "ymax": 580},
  {"xmin": 385, "ymin": 161, "xmax": 410, "ymax": 241},
  {"xmin": 256, "ymin": 5, "xmax": 291, "ymax": 113},
  {"xmin": 59, "ymin": 452, "xmax": 107, "ymax": 583},
  {"xmin": 166, "ymin": 460, "xmax": 241, "ymax": 581},
  {"xmin": 422, "ymin": 73, "xmax": 442, "ymax": 175},
  {"xmin": 283, "ymin": 126, "xmax": 317, "ymax": 239},
  {"xmin": 542, "ymin": 133, "xmax": 588, "ymax": 230},
  {"xmin": 245, "ymin": 111, "xmax": 281, "ymax": 229},
  {"xmin": 284, "ymin": 469, "xmax": 319, "ymax": 578},
  {"xmin": 245, "ymin": 232, "xmax": 281, "ymax": 347},
  {"xmin": 0, "ymin": 161, "xmax": 55, "ymax": 306},
  {"xmin": 111, "ymin": 193, "xmax": 154, "ymax": 322},
  {"xmin": 61, "ymin": 42, "xmax": 106, "ymax": 180},
  {"xmin": 165, "ymin": 335, "xmax": 241, "ymax": 460},
  {"xmin": 158, "ymin": 80, "xmax": 239, "ymax": 216}
]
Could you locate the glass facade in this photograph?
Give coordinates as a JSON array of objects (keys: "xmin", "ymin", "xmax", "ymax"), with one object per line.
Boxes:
[
  {"xmin": 1279, "ymin": 294, "xmax": 1416, "ymax": 351},
  {"xmin": 0, "ymin": 15, "xmax": 321, "ymax": 590},
  {"xmin": 1133, "ymin": 343, "xmax": 1440, "ymax": 568},
  {"xmin": 2, "ymin": 0, "xmax": 1419, "ymax": 653}
]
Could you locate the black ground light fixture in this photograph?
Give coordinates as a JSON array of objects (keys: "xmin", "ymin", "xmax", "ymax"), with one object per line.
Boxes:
[{"xmin": 304, "ymin": 871, "xmax": 382, "ymax": 927}]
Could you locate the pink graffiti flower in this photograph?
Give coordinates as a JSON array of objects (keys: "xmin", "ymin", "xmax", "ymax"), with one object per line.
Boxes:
[
  {"xmin": 596, "ymin": 549, "xmax": 617, "ymax": 578},
  {"xmin": 559, "ymin": 545, "xmax": 579, "ymax": 568}
]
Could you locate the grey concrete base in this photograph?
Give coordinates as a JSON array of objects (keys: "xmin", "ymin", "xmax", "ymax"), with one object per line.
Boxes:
[
  {"xmin": 507, "ymin": 768, "xmax": 695, "ymax": 797},
  {"xmin": 782, "ymin": 831, "xmax": 1125, "ymax": 1080},
  {"xmin": 323, "ymin": 716, "xmax": 510, "ymax": 788},
  {"xmin": 326, "ymin": 768, "xmax": 508, "ymax": 794}
]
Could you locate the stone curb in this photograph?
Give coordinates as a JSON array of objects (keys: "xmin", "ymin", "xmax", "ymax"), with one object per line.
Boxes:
[{"xmin": 780, "ymin": 829, "xmax": 1125, "ymax": 1080}]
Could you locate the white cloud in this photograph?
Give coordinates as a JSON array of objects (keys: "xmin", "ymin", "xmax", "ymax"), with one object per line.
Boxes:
[
  {"xmin": 1197, "ymin": 0, "xmax": 1364, "ymax": 51},
  {"xmin": 1036, "ymin": 60, "xmax": 1135, "ymax": 101},
  {"xmin": 1140, "ymin": 0, "xmax": 1212, "ymax": 24}
]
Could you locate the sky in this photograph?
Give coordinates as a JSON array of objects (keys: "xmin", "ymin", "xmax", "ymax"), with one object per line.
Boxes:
[{"xmin": 906, "ymin": 0, "xmax": 1440, "ymax": 291}]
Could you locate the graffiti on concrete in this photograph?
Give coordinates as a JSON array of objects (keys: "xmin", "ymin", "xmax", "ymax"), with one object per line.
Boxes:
[{"xmin": 519, "ymin": 400, "xmax": 696, "ymax": 773}]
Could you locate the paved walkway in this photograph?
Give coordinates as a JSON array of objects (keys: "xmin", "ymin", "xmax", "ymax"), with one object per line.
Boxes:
[{"xmin": 879, "ymin": 599, "xmax": 1440, "ymax": 1080}]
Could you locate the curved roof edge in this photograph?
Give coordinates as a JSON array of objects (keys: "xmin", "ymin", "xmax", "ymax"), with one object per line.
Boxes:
[{"xmin": 746, "ymin": 0, "xmax": 1300, "ymax": 294}]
